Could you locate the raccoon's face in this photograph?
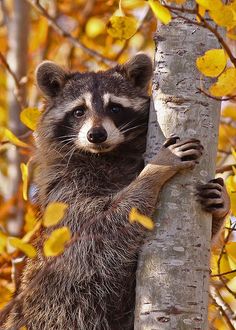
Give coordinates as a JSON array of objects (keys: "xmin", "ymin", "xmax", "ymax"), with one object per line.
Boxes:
[{"xmin": 36, "ymin": 54, "xmax": 152, "ymax": 154}]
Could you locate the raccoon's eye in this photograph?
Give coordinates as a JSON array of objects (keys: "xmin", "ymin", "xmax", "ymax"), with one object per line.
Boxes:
[
  {"xmin": 73, "ymin": 107, "xmax": 85, "ymax": 118},
  {"xmin": 110, "ymin": 104, "xmax": 123, "ymax": 114}
]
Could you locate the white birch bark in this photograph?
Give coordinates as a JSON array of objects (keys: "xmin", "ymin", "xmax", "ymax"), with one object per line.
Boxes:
[
  {"xmin": 134, "ymin": 5, "xmax": 221, "ymax": 330},
  {"xmin": 6, "ymin": 0, "xmax": 30, "ymax": 235}
]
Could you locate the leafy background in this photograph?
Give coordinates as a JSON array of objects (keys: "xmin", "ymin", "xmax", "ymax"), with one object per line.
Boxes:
[{"xmin": 1, "ymin": 1, "xmax": 236, "ymax": 329}]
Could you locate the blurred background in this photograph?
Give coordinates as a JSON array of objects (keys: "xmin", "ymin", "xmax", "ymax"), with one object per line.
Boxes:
[
  {"xmin": 0, "ymin": 1, "xmax": 236, "ymax": 329},
  {"xmin": 0, "ymin": 0, "xmax": 155, "ymax": 235}
]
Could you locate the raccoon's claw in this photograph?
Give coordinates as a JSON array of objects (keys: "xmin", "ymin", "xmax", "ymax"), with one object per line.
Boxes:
[
  {"xmin": 152, "ymin": 137, "xmax": 203, "ymax": 171},
  {"xmin": 170, "ymin": 139, "xmax": 203, "ymax": 163},
  {"xmin": 196, "ymin": 178, "xmax": 230, "ymax": 220},
  {"xmin": 163, "ymin": 136, "xmax": 180, "ymax": 148}
]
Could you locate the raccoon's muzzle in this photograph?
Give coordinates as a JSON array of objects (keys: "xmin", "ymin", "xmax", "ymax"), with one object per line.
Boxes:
[{"xmin": 87, "ymin": 127, "xmax": 108, "ymax": 143}]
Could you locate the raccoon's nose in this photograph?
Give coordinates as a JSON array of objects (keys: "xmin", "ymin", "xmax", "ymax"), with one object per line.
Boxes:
[{"xmin": 87, "ymin": 127, "xmax": 107, "ymax": 143}]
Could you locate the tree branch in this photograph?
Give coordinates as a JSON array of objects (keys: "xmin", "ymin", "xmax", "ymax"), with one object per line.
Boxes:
[
  {"xmin": 216, "ymin": 164, "xmax": 235, "ymax": 174},
  {"xmin": 163, "ymin": 3, "xmax": 236, "ymax": 68},
  {"xmin": 211, "ymin": 268, "xmax": 236, "ymax": 277},
  {"xmin": 210, "ymin": 286, "xmax": 236, "ymax": 330},
  {"xmin": 0, "ymin": 51, "xmax": 21, "ymax": 89},
  {"xmin": 26, "ymin": 0, "xmax": 116, "ymax": 67}
]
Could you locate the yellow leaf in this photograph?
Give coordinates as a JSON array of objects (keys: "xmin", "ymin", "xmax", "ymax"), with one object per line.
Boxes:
[
  {"xmin": 43, "ymin": 202, "xmax": 68, "ymax": 227},
  {"xmin": 198, "ymin": 5, "xmax": 206, "ymax": 17},
  {"xmin": 129, "ymin": 33, "xmax": 144, "ymax": 48},
  {"xmin": 226, "ymin": 174, "xmax": 236, "ymax": 191},
  {"xmin": 43, "ymin": 227, "xmax": 71, "ymax": 257},
  {"xmin": 210, "ymin": 6, "xmax": 236, "ymax": 29},
  {"xmin": 195, "ymin": 0, "xmax": 222, "ymax": 10},
  {"xmin": 122, "ymin": 0, "xmax": 146, "ymax": 9},
  {"xmin": 225, "ymin": 175, "xmax": 236, "ymax": 215},
  {"xmin": 85, "ymin": 17, "xmax": 106, "ymax": 38},
  {"xmin": 0, "ymin": 127, "xmax": 29, "ymax": 148},
  {"xmin": 211, "ymin": 253, "xmax": 235, "ymax": 280},
  {"xmin": 22, "ymin": 220, "xmax": 42, "ymax": 244},
  {"xmin": 148, "ymin": 0, "xmax": 171, "ymax": 25},
  {"xmin": 214, "ymin": 317, "xmax": 232, "ymax": 330},
  {"xmin": 166, "ymin": 0, "xmax": 186, "ymax": 4},
  {"xmin": 0, "ymin": 285, "xmax": 13, "ymax": 308},
  {"xmin": 20, "ymin": 327, "xmax": 27, "ymax": 330},
  {"xmin": 209, "ymin": 68, "xmax": 236, "ymax": 97},
  {"xmin": 226, "ymin": 275, "xmax": 236, "ymax": 293},
  {"xmin": 227, "ymin": 28, "xmax": 236, "ymax": 40},
  {"xmin": 20, "ymin": 162, "xmax": 29, "ymax": 201},
  {"xmin": 107, "ymin": 15, "xmax": 138, "ymax": 40},
  {"xmin": 196, "ymin": 49, "xmax": 227, "ymax": 77},
  {"xmin": 226, "ymin": 242, "xmax": 236, "ymax": 268},
  {"xmin": 30, "ymin": 16, "xmax": 48, "ymax": 53},
  {"xmin": 222, "ymin": 106, "xmax": 236, "ymax": 121},
  {"xmin": 24, "ymin": 206, "xmax": 38, "ymax": 232},
  {"xmin": 9, "ymin": 237, "xmax": 37, "ymax": 258},
  {"xmin": 129, "ymin": 207, "xmax": 154, "ymax": 230},
  {"xmin": 233, "ymin": 166, "xmax": 236, "ymax": 176},
  {"xmin": 20, "ymin": 107, "xmax": 41, "ymax": 131},
  {"xmin": 232, "ymin": 147, "xmax": 236, "ymax": 161},
  {"xmin": 0, "ymin": 231, "xmax": 7, "ymax": 254}
]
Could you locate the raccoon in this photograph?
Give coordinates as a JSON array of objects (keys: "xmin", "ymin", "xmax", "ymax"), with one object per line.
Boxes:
[{"xmin": 3, "ymin": 54, "xmax": 230, "ymax": 330}]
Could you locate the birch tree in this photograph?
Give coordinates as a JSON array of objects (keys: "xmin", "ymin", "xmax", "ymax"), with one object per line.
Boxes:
[
  {"xmin": 6, "ymin": 0, "xmax": 30, "ymax": 235},
  {"xmin": 0, "ymin": 1, "xmax": 236, "ymax": 328},
  {"xmin": 135, "ymin": 2, "xmax": 221, "ymax": 329}
]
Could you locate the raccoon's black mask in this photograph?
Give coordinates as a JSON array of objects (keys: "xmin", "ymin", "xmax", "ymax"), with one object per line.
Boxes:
[{"xmin": 36, "ymin": 54, "xmax": 153, "ymax": 154}]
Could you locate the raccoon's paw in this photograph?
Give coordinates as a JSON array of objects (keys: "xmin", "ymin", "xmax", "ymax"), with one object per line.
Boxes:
[
  {"xmin": 156, "ymin": 136, "xmax": 203, "ymax": 170},
  {"xmin": 196, "ymin": 178, "xmax": 230, "ymax": 221}
]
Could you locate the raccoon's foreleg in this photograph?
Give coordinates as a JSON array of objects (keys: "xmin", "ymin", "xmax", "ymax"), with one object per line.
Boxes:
[{"xmin": 110, "ymin": 137, "xmax": 203, "ymax": 218}]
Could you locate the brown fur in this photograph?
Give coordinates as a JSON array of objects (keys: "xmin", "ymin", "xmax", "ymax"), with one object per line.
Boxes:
[{"xmin": 3, "ymin": 55, "xmax": 227, "ymax": 330}]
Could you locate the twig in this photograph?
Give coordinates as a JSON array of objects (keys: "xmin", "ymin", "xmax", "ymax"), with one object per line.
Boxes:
[
  {"xmin": 113, "ymin": 7, "xmax": 152, "ymax": 62},
  {"xmin": 210, "ymin": 286, "xmax": 236, "ymax": 330},
  {"xmin": 0, "ymin": 52, "xmax": 21, "ymax": 89},
  {"xmin": 67, "ymin": 0, "xmax": 96, "ymax": 66},
  {"xmin": 197, "ymin": 13, "xmax": 236, "ymax": 67},
  {"xmin": 197, "ymin": 88, "xmax": 236, "ymax": 102},
  {"xmin": 216, "ymin": 164, "xmax": 235, "ymax": 174},
  {"xmin": 211, "ymin": 269, "xmax": 236, "ymax": 277},
  {"xmin": 0, "ymin": 51, "xmax": 26, "ymax": 109},
  {"xmin": 163, "ymin": 3, "xmax": 236, "ymax": 67},
  {"xmin": 217, "ymin": 223, "xmax": 236, "ymax": 299},
  {"xmin": 26, "ymin": 0, "xmax": 116, "ymax": 67}
]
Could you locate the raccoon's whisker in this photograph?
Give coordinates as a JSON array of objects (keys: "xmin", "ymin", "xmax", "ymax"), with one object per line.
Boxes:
[
  {"xmin": 117, "ymin": 115, "xmax": 147, "ymax": 133},
  {"xmin": 63, "ymin": 144, "xmax": 77, "ymax": 159},
  {"xmin": 57, "ymin": 135, "xmax": 77, "ymax": 140},
  {"xmin": 120, "ymin": 124, "xmax": 146, "ymax": 134},
  {"xmin": 58, "ymin": 124, "xmax": 78, "ymax": 133},
  {"xmin": 65, "ymin": 145, "xmax": 77, "ymax": 169},
  {"xmin": 50, "ymin": 139, "xmax": 75, "ymax": 155},
  {"xmin": 117, "ymin": 119, "xmax": 139, "ymax": 131},
  {"xmin": 57, "ymin": 143, "xmax": 74, "ymax": 155}
]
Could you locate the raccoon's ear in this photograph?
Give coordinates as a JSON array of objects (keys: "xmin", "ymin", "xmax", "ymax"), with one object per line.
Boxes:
[
  {"xmin": 123, "ymin": 54, "xmax": 153, "ymax": 90},
  {"xmin": 35, "ymin": 61, "xmax": 67, "ymax": 97}
]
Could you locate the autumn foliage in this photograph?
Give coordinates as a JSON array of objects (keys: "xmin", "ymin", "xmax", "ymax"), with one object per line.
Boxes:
[{"xmin": 0, "ymin": 0, "xmax": 236, "ymax": 329}]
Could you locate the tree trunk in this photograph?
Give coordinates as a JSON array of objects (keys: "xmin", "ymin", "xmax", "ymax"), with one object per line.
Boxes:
[
  {"xmin": 6, "ymin": 0, "xmax": 30, "ymax": 235},
  {"xmin": 134, "ymin": 5, "xmax": 221, "ymax": 330}
]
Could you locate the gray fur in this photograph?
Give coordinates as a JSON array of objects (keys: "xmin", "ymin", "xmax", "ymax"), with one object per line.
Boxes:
[{"xmin": 3, "ymin": 55, "xmax": 227, "ymax": 330}]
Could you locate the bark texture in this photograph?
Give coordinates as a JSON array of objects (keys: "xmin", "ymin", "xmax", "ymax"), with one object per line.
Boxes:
[{"xmin": 134, "ymin": 8, "xmax": 221, "ymax": 330}]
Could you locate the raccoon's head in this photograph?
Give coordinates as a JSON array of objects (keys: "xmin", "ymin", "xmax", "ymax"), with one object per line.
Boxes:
[{"xmin": 36, "ymin": 54, "xmax": 152, "ymax": 155}]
